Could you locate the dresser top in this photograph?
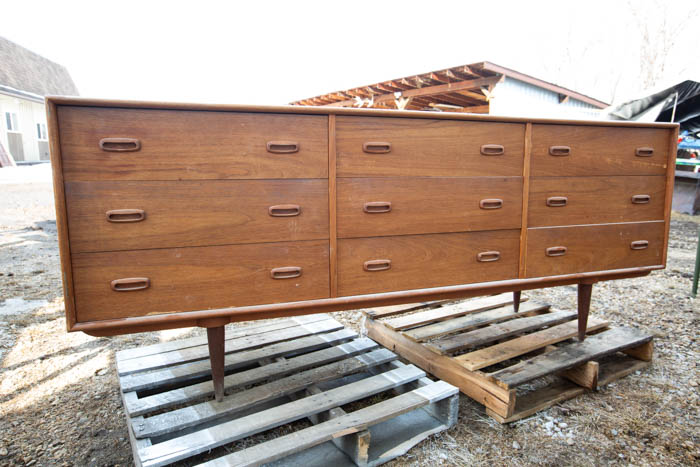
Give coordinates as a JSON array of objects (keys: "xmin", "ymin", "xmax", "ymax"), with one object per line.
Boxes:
[{"xmin": 46, "ymin": 96, "xmax": 679, "ymax": 130}]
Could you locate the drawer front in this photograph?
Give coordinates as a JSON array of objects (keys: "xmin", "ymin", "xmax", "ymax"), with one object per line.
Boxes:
[
  {"xmin": 531, "ymin": 124, "xmax": 670, "ymax": 176},
  {"xmin": 528, "ymin": 176, "xmax": 666, "ymax": 227},
  {"xmin": 72, "ymin": 240, "xmax": 330, "ymax": 322},
  {"xmin": 336, "ymin": 116, "xmax": 524, "ymax": 177},
  {"xmin": 65, "ymin": 179, "xmax": 329, "ymax": 252},
  {"xmin": 337, "ymin": 177, "xmax": 522, "ymax": 238},
  {"xmin": 525, "ymin": 222, "xmax": 664, "ymax": 278},
  {"xmin": 338, "ymin": 230, "xmax": 520, "ymax": 297},
  {"xmin": 58, "ymin": 107, "xmax": 328, "ymax": 181}
]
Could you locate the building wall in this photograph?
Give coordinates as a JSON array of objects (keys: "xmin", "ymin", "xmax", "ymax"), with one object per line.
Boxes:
[
  {"xmin": 0, "ymin": 94, "xmax": 48, "ymax": 162},
  {"xmin": 488, "ymin": 77, "xmax": 603, "ymax": 120}
]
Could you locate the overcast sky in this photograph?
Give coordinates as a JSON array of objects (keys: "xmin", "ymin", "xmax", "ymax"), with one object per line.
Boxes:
[{"xmin": 2, "ymin": 0, "xmax": 698, "ymax": 106}]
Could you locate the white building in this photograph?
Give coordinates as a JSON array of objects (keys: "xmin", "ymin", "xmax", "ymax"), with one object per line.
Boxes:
[{"xmin": 0, "ymin": 36, "xmax": 78, "ymax": 163}]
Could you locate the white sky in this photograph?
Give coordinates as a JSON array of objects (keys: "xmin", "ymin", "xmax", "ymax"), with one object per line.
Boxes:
[{"xmin": 1, "ymin": 0, "xmax": 698, "ymax": 106}]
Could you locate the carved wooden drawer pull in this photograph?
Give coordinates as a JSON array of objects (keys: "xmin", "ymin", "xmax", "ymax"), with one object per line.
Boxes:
[
  {"xmin": 630, "ymin": 240, "xmax": 649, "ymax": 250},
  {"xmin": 479, "ymin": 199, "xmax": 503, "ymax": 210},
  {"xmin": 546, "ymin": 196, "xmax": 568, "ymax": 207},
  {"xmin": 364, "ymin": 259, "xmax": 392, "ymax": 271},
  {"xmin": 268, "ymin": 204, "xmax": 301, "ymax": 217},
  {"xmin": 99, "ymin": 138, "xmax": 141, "ymax": 152},
  {"xmin": 363, "ymin": 201, "xmax": 392, "ymax": 213},
  {"xmin": 549, "ymin": 146, "xmax": 571, "ymax": 156},
  {"xmin": 111, "ymin": 277, "xmax": 150, "ymax": 292},
  {"xmin": 477, "ymin": 251, "xmax": 501, "ymax": 262},
  {"xmin": 635, "ymin": 147, "xmax": 654, "ymax": 157},
  {"xmin": 362, "ymin": 142, "xmax": 392, "ymax": 154},
  {"xmin": 266, "ymin": 141, "xmax": 299, "ymax": 154},
  {"xmin": 546, "ymin": 246, "xmax": 567, "ymax": 257},
  {"xmin": 106, "ymin": 209, "xmax": 146, "ymax": 223},
  {"xmin": 480, "ymin": 144, "xmax": 505, "ymax": 156},
  {"xmin": 631, "ymin": 194, "xmax": 650, "ymax": 204},
  {"xmin": 270, "ymin": 266, "xmax": 302, "ymax": 279}
]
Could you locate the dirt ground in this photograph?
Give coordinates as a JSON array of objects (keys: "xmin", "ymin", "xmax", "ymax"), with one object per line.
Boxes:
[{"xmin": 0, "ymin": 165, "xmax": 698, "ymax": 466}]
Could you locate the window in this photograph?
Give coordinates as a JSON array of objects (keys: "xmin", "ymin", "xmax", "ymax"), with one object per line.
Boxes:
[
  {"xmin": 5, "ymin": 112, "xmax": 18, "ymax": 132},
  {"xmin": 37, "ymin": 123, "xmax": 47, "ymax": 140}
]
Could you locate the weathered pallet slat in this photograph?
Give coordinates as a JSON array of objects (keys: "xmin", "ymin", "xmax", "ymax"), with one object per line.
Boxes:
[
  {"xmin": 363, "ymin": 296, "xmax": 653, "ymax": 423},
  {"xmin": 116, "ymin": 314, "xmax": 458, "ymax": 466}
]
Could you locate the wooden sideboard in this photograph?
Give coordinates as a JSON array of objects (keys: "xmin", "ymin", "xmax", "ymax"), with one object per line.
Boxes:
[{"xmin": 48, "ymin": 97, "xmax": 678, "ymax": 340}]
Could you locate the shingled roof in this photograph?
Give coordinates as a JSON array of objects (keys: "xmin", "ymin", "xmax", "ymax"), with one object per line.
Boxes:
[{"xmin": 0, "ymin": 36, "xmax": 78, "ymax": 100}]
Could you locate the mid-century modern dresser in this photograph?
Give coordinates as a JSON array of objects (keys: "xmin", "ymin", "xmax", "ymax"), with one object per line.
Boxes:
[{"xmin": 47, "ymin": 97, "xmax": 678, "ymax": 338}]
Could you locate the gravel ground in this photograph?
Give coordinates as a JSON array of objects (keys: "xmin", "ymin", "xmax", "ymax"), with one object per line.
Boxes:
[{"xmin": 0, "ymin": 166, "xmax": 698, "ymax": 466}]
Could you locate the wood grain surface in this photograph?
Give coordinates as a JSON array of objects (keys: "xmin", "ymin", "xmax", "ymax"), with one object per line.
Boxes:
[
  {"xmin": 58, "ymin": 107, "xmax": 329, "ymax": 181},
  {"xmin": 338, "ymin": 230, "xmax": 520, "ymax": 296},
  {"xmin": 528, "ymin": 175, "xmax": 666, "ymax": 227},
  {"xmin": 525, "ymin": 221, "xmax": 665, "ymax": 278},
  {"xmin": 72, "ymin": 240, "xmax": 330, "ymax": 322},
  {"xmin": 65, "ymin": 179, "xmax": 328, "ymax": 252},
  {"xmin": 336, "ymin": 116, "xmax": 524, "ymax": 177},
  {"xmin": 531, "ymin": 125, "xmax": 670, "ymax": 176},
  {"xmin": 337, "ymin": 177, "xmax": 522, "ymax": 238}
]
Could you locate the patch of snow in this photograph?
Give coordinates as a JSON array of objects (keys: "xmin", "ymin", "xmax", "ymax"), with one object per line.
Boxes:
[{"xmin": 0, "ymin": 298, "xmax": 49, "ymax": 316}]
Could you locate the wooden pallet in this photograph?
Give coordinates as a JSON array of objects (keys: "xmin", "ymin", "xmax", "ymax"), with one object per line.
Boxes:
[
  {"xmin": 115, "ymin": 313, "xmax": 459, "ymax": 466},
  {"xmin": 363, "ymin": 292, "xmax": 653, "ymax": 423}
]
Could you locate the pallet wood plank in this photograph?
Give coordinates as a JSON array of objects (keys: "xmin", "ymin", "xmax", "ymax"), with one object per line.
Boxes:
[
  {"xmin": 136, "ymin": 348, "xmax": 397, "ymax": 438},
  {"xmin": 137, "ymin": 365, "xmax": 426, "ymax": 467},
  {"xmin": 364, "ymin": 316, "xmax": 514, "ymax": 418},
  {"xmin": 363, "ymin": 300, "xmax": 451, "ymax": 319},
  {"xmin": 120, "ymin": 328, "xmax": 356, "ymax": 393},
  {"xmin": 198, "ymin": 381, "xmax": 458, "ymax": 467},
  {"xmin": 456, "ymin": 317, "xmax": 609, "ymax": 371},
  {"xmin": 490, "ymin": 327, "xmax": 652, "ymax": 388},
  {"xmin": 406, "ymin": 301, "xmax": 549, "ymax": 342},
  {"xmin": 429, "ymin": 309, "xmax": 576, "ymax": 354},
  {"xmin": 383, "ymin": 293, "xmax": 526, "ymax": 330},
  {"xmin": 561, "ymin": 361, "xmax": 599, "ymax": 389},
  {"xmin": 622, "ymin": 340, "xmax": 653, "ymax": 361},
  {"xmin": 126, "ymin": 337, "xmax": 379, "ymax": 416},
  {"xmin": 116, "ymin": 314, "xmax": 331, "ymax": 363},
  {"xmin": 118, "ymin": 317, "xmax": 343, "ymax": 375}
]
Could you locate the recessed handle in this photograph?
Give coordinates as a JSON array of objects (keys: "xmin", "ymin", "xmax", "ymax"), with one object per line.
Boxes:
[
  {"xmin": 479, "ymin": 199, "xmax": 503, "ymax": 210},
  {"xmin": 266, "ymin": 141, "xmax": 299, "ymax": 154},
  {"xmin": 106, "ymin": 209, "xmax": 146, "ymax": 223},
  {"xmin": 111, "ymin": 277, "xmax": 150, "ymax": 292},
  {"xmin": 635, "ymin": 147, "xmax": 654, "ymax": 157},
  {"xmin": 270, "ymin": 266, "xmax": 302, "ymax": 279},
  {"xmin": 363, "ymin": 259, "xmax": 392, "ymax": 271},
  {"xmin": 630, "ymin": 240, "xmax": 649, "ymax": 250},
  {"xmin": 99, "ymin": 138, "xmax": 141, "ymax": 152},
  {"xmin": 546, "ymin": 196, "xmax": 568, "ymax": 207},
  {"xmin": 268, "ymin": 204, "xmax": 301, "ymax": 217},
  {"xmin": 631, "ymin": 194, "xmax": 651, "ymax": 204},
  {"xmin": 362, "ymin": 142, "xmax": 392, "ymax": 154},
  {"xmin": 546, "ymin": 246, "xmax": 567, "ymax": 257},
  {"xmin": 549, "ymin": 146, "xmax": 571, "ymax": 157},
  {"xmin": 363, "ymin": 201, "xmax": 392, "ymax": 213},
  {"xmin": 477, "ymin": 251, "xmax": 501, "ymax": 262},
  {"xmin": 480, "ymin": 144, "xmax": 505, "ymax": 156}
]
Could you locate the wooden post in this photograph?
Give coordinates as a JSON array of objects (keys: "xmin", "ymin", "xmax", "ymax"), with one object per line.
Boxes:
[
  {"xmin": 577, "ymin": 283, "xmax": 593, "ymax": 342},
  {"xmin": 513, "ymin": 291, "xmax": 521, "ymax": 313},
  {"xmin": 207, "ymin": 326, "xmax": 226, "ymax": 401}
]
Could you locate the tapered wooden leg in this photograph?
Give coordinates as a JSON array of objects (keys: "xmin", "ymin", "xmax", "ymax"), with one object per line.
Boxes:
[
  {"xmin": 513, "ymin": 291, "xmax": 521, "ymax": 313},
  {"xmin": 577, "ymin": 283, "xmax": 593, "ymax": 342},
  {"xmin": 207, "ymin": 326, "xmax": 226, "ymax": 401}
]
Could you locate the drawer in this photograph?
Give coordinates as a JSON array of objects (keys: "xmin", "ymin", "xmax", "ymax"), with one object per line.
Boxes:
[
  {"xmin": 72, "ymin": 240, "xmax": 330, "ymax": 322},
  {"xmin": 65, "ymin": 179, "xmax": 329, "ymax": 252},
  {"xmin": 338, "ymin": 230, "xmax": 520, "ymax": 297},
  {"xmin": 531, "ymin": 124, "xmax": 670, "ymax": 176},
  {"xmin": 337, "ymin": 177, "xmax": 522, "ymax": 238},
  {"xmin": 58, "ymin": 106, "xmax": 328, "ymax": 181},
  {"xmin": 528, "ymin": 176, "xmax": 666, "ymax": 227},
  {"xmin": 525, "ymin": 222, "xmax": 664, "ymax": 278},
  {"xmin": 336, "ymin": 116, "xmax": 524, "ymax": 177}
]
